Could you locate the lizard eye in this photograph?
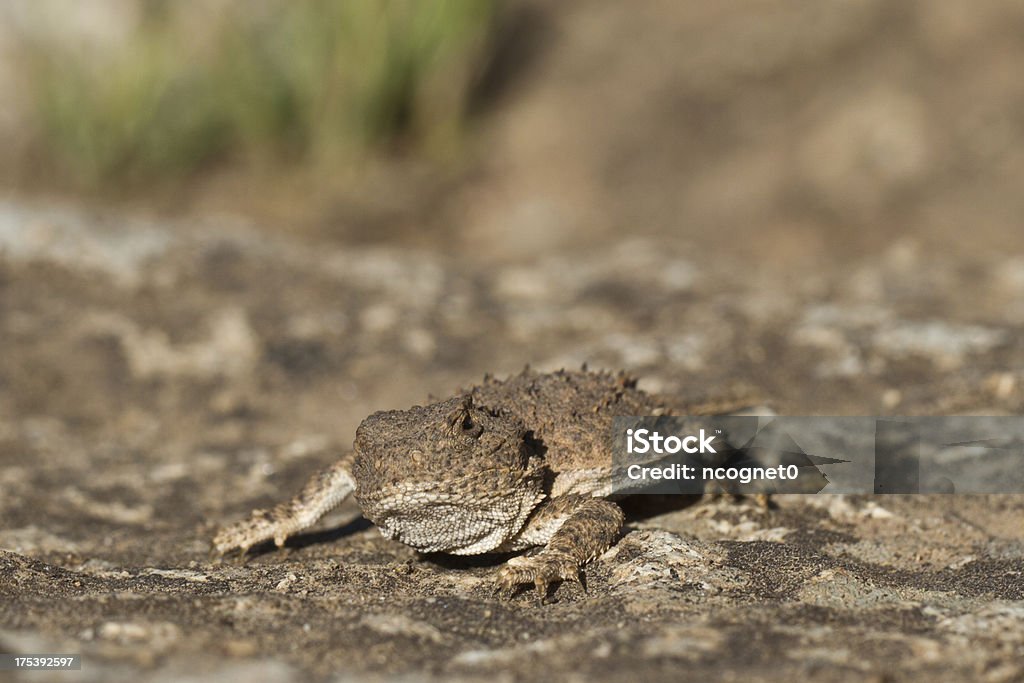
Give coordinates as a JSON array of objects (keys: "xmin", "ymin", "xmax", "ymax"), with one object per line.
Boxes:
[
  {"xmin": 446, "ymin": 396, "xmax": 484, "ymax": 438},
  {"xmin": 460, "ymin": 414, "xmax": 483, "ymax": 438}
]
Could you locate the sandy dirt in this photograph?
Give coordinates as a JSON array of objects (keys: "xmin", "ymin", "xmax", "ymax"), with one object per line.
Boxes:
[
  {"xmin": 3, "ymin": 1, "xmax": 1024, "ymax": 680},
  {"xmin": 0, "ymin": 202, "xmax": 1022, "ymax": 682}
]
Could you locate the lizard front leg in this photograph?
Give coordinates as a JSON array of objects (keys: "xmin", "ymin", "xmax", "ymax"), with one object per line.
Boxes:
[
  {"xmin": 496, "ymin": 494, "xmax": 624, "ymax": 599},
  {"xmin": 213, "ymin": 455, "xmax": 356, "ymax": 555}
]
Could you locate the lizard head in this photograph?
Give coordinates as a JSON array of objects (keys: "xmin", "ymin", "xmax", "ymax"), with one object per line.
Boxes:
[{"xmin": 352, "ymin": 395, "xmax": 546, "ymax": 555}]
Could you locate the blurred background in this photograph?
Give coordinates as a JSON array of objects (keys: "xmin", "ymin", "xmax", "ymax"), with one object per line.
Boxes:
[
  {"xmin": 0, "ymin": 0, "xmax": 1022, "ymax": 439},
  {"xmin": 3, "ymin": 2, "xmax": 1024, "ymax": 680},
  {"xmin": 2, "ymin": 0, "xmax": 1023, "ymax": 442},
  {"xmin": 3, "ymin": 0, "xmax": 1024, "ymax": 260}
]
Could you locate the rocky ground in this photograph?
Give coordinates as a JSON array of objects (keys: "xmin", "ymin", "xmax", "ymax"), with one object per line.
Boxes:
[
  {"xmin": 4, "ymin": 0, "xmax": 1024, "ymax": 680},
  {"xmin": 0, "ymin": 201, "xmax": 1022, "ymax": 682}
]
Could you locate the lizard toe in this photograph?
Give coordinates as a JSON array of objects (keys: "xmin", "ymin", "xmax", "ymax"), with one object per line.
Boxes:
[{"xmin": 495, "ymin": 551, "xmax": 580, "ymax": 599}]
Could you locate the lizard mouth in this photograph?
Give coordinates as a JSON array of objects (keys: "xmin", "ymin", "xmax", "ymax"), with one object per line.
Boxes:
[{"xmin": 357, "ymin": 472, "xmax": 546, "ymax": 555}]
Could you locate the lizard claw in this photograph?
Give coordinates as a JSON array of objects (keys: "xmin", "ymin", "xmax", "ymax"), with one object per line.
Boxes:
[
  {"xmin": 570, "ymin": 570, "xmax": 588, "ymax": 594},
  {"xmin": 494, "ymin": 551, "xmax": 582, "ymax": 601}
]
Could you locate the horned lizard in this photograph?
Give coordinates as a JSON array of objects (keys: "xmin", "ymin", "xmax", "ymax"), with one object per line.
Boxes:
[{"xmin": 214, "ymin": 367, "xmax": 740, "ymax": 597}]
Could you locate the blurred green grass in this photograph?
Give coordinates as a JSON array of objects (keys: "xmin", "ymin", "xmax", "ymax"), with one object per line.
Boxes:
[{"xmin": 21, "ymin": 0, "xmax": 497, "ymax": 187}]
